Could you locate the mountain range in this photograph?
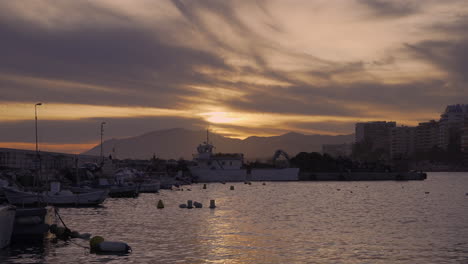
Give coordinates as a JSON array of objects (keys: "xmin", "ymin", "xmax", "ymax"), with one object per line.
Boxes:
[{"xmin": 82, "ymin": 128, "xmax": 355, "ymax": 160}]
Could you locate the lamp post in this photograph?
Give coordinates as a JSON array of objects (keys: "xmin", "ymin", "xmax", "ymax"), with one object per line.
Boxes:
[
  {"xmin": 100, "ymin": 121, "xmax": 106, "ymax": 164},
  {"xmin": 35, "ymin": 103, "xmax": 42, "ymax": 154},
  {"xmin": 34, "ymin": 102, "xmax": 42, "ymax": 187}
]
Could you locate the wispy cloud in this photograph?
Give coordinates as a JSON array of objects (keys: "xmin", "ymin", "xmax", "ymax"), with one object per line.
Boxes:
[{"xmin": 0, "ymin": 0, "xmax": 467, "ymax": 153}]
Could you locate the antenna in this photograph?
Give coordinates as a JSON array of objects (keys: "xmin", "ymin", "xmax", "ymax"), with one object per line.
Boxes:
[{"xmin": 206, "ymin": 128, "xmax": 210, "ymax": 144}]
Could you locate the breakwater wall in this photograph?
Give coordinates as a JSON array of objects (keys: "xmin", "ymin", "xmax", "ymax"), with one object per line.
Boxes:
[{"xmin": 299, "ymin": 172, "xmax": 427, "ymax": 181}]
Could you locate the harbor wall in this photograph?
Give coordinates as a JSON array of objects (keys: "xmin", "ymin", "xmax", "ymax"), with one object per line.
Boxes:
[
  {"xmin": 299, "ymin": 172, "xmax": 427, "ymax": 181},
  {"xmin": 250, "ymin": 168, "xmax": 299, "ymax": 181},
  {"xmin": 192, "ymin": 169, "xmax": 247, "ymax": 182}
]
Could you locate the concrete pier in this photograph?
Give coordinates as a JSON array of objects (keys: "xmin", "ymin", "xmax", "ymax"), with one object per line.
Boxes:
[{"xmin": 299, "ymin": 172, "xmax": 427, "ymax": 181}]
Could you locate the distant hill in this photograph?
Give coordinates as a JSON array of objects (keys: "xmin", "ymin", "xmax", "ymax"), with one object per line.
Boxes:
[{"xmin": 82, "ymin": 128, "xmax": 354, "ymax": 160}]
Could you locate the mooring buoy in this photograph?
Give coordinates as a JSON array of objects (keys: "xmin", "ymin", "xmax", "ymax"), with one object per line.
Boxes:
[
  {"xmin": 209, "ymin": 200, "xmax": 216, "ymax": 209},
  {"xmin": 157, "ymin": 200, "xmax": 164, "ymax": 209}
]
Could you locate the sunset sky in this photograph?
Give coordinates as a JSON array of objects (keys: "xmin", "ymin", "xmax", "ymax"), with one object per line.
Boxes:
[{"xmin": 1, "ymin": 0, "xmax": 468, "ymax": 153}]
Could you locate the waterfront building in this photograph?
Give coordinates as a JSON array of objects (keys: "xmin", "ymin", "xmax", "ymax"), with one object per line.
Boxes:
[
  {"xmin": 438, "ymin": 104, "xmax": 468, "ymax": 149},
  {"xmin": 355, "ymin": 121, "xmax": 396, "ymax": 152},
  {"xmin": 0, "ymin": 148, "xmax": 100, "ymax": 179},
  {"xmin": 390, "ymin": 126, "xmax": 416, "ymax": 159},
  {"xmin": 462, "ymin": 118, "xmax": 468, "ymax": 163},
  {"xmin": 322, "ymin": 143, "xmax": 352, "ymax": 158},
  {"xmin": 415, "ymin": 120, "xmax": 440, "ymax": 152}
]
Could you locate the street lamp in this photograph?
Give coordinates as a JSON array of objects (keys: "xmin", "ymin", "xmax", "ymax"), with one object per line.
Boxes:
[
  {"xmin": 34, "ymin": 102, "xmax": 42, "ymax": 187},
  {"xmin": 35, "ymin": 103, "xmax": 42, "ymax": 154},
  {"xmin": 100, "ymin": 121, "xmax": 106, "ymax": 163}
]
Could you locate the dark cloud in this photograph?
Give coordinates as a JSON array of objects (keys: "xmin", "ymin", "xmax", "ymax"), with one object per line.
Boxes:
[
  {"xmin": 406, "ymin": 16, "xmax": 468, "ymax": 84},
  {"xmin": 358, "ymin": 0, "xmax": 420, "ymax": 18},
  {"xmin": 0, "ymin": 4, "xmax": 229, "ymax": 107}
]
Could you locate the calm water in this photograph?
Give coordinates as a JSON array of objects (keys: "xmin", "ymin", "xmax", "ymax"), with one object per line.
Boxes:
[{"xmin": 1, "ymin": 172, "xmax": 468, "ymax": 264}]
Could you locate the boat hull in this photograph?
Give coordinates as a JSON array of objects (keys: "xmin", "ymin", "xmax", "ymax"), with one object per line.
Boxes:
[
  {"xmin": 0, "ymin": 205, "xmax": 16, "ymax": 248},
  {"xmin": 12, "ymin": 206, "xmax": 56, "ymax": 241},
  {"xmin": 2, "ymin": 187, "xmax": 109, "ymax": 206},
  {"xmin": 138, "ymin": 182, "xmax": 160, "ymax": 193},
  {"xmin": 108, "ymin": 186, "xmax": 138, "ymax": 198}
]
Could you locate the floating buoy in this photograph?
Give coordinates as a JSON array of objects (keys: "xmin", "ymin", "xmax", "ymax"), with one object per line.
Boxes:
[
  {"xmin": 90, "ymin": 236, "xmax": 105, "ymax": 249},
  {"xmin": 244, "ymin": 181, "xmax": 248, "ymax": 184},
  {"xmin": 337, "ymin": 189, "xmax": 340, "ymax": 191},
  {"xmin": 194, "ymin": 201, "xmax": 203, "ymax": 208},
  {"xmin": 209, "ymin": 200, "xmax": 216, "ymax": 209},
  {"xmin": 157, "ymin": 200, "xmax": 164, "ymax": 209},
  {"xmin": 97, "ymin": 241, "xmax": 131, "ymax": 253},
  {"xmin": 90, "ymin": 236, "xmax": 131, "ymax": 254},
  {"xmin": 425, "ymin": 192, "xmax": 430, "ymax": 194},
  {"xmin": 179, "ymin": 204, "xmax": 187, "ymax": 208},
  {"xmin": 248, "ymin": 182, "xmax": 252, "ymax": 185},
  {"xmin": 262, "ymin": 183, "xmax": 266, "ymax": 185},
  {"xmin": 230, "ymin": 186, "xmax": 234, "ymax": 190},
  {"xmin": 203, "ymin": 184, "xmax": 207, "ymax": 189},
  {"xmin": 187, "ymin": 200, "xmax": 193, "ymax": 209}
]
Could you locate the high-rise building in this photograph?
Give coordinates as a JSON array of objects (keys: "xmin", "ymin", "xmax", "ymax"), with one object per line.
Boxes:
[
  {"xmin": 439, "ymin": 104, "xmax": 468, "ymax": 149},
  {"xmin": 461, "ymin": 118, "xmax": 468, "ymax": 155},
  {"xmin": 355, "ymin": 121, "xmax": 396, "ymax": 152},
  {"xmin": 390, "ymin": 126, "xmax": 415, "ymax": 159},
  {"xmin": 415, "ymin": 120, "xmax": 440, "ymax": 152}
]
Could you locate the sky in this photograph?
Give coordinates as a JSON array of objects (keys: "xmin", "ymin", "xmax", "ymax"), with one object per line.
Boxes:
[{"xmin": 1, "ymin": 0, "xmax": 468, "ymax": 154}]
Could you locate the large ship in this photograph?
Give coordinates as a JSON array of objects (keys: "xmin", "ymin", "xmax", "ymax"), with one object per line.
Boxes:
[{"xmin": 189, "ymin": 132, "xmax": 299, "ymax": 182}]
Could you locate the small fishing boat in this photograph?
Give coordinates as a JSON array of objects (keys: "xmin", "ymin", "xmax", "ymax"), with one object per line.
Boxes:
[
  {"xmin": 138, "ymin": 180, "xmax": 160, "ymax": 193},
  {"xmin": 2, "ymin": 186, "xmax": 108, "ymax": 206},
  {"xmin": 0, "ymin": 205, "xmax": 16, "ymax": 248}
]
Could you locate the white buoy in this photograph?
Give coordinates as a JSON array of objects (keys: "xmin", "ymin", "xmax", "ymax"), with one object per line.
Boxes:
[
  {"xmin": 97, "ymin": 241, "xmax": 131, "ymax": 253},
  {"xmin": 209, "ymin": 200, "xmax": 216, "ymax": 209}
]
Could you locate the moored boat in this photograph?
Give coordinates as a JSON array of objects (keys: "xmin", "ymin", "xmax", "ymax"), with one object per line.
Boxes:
[
  {"xmin": 189, "ymin": 131, "xmax": 299, "ymax": 182},
  {"xmin": 2, "ymin": 187, "xmax": 108, "ymax": 206},
  {"xmin": 138, "ymin": 181, "xmax": 160, "ymax": 193}
]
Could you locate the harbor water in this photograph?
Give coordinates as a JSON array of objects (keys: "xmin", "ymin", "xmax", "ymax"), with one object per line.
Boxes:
[{"xmin": 1, "ymin": 172, "xmax": 467, "ymax": 263}]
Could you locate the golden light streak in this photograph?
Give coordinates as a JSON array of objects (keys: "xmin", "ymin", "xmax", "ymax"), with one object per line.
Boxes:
[
  {"xmin": 0, "ymin": 102, "xmax": 190, "ymax": 121},
  {"xmin": 0, "ymin": 73, "xmax": 126, "ymax": 94}
]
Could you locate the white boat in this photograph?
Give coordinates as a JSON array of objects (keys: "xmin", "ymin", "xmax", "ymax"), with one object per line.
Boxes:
[
  {"xmin": 2, "ymin": 187, "xmax": 108, "ymax": 206},
  {"xmin": 189, "ymin": 132, "xmax": 299, "ymax": 182},
  {"xmin": 0, "ymin": 205, "xmax": 16, "ymax": 248}
]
